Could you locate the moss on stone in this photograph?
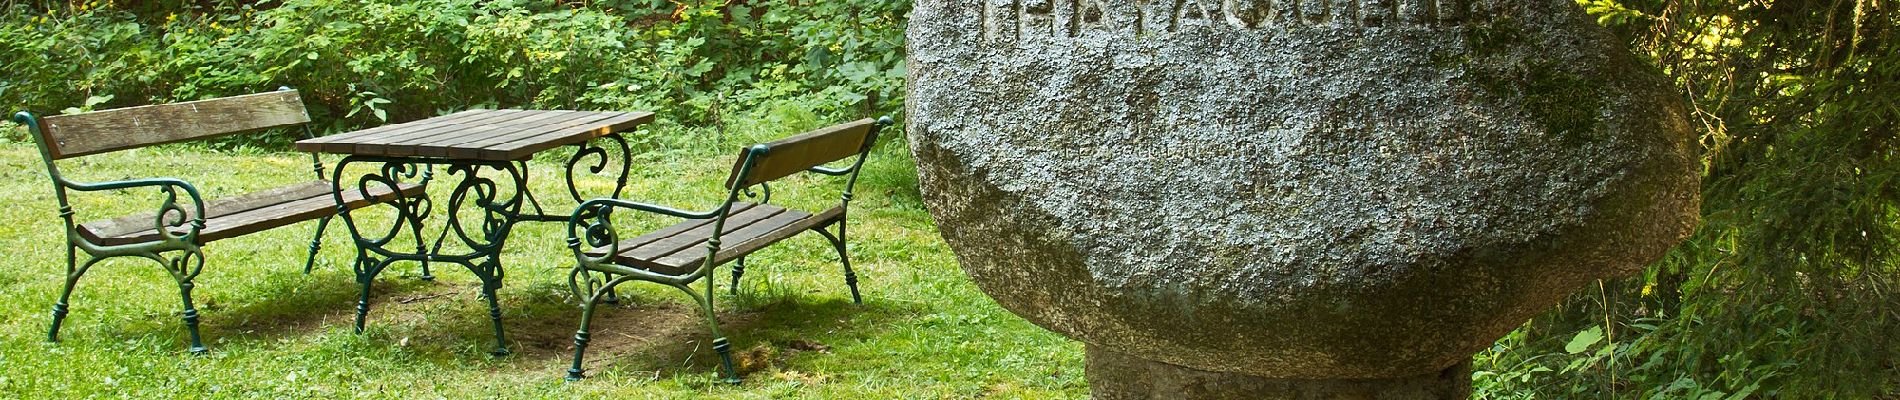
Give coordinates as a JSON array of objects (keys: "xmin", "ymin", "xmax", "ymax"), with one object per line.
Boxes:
[
  {"xmin": 1462, "ymin": 16, "xmax": 1606, "ymax": 145},
  {"xmin": 1520, "ymin": 63, "xmax": 1605, "ymax": 145}
]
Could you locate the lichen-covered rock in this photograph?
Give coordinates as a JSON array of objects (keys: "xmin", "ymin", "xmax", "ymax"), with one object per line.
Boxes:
[{"xmin": 905, "ymin": 0, "xmax": 1700, "ymax": 381}]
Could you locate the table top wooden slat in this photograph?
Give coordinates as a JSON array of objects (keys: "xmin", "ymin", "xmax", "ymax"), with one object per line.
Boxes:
[
  {"xmin": 318, "ymin": 110, "xmax": 522, "ymax": 155},
  {"xmin": 420, "ymin": 111, "xmax": 602, "ymax": 159},
  {"xmin": 297, "ymin": 109, "xmax": 485, "ymax": 144},
  {"xmin": 479, "ymin": 112, "xmax": 654, "ymax": 160},
  {"xmin": 362, "ymin": 109, "xmax": 553, "ymax": 157},
  {"xmin": 447, "ymin": 112, "xmax": 624, "ymax": 160},
  {"xmin": 386, "ymin": 110, "xmax": 589, "ymax": 158},
  {"xmin": 300, "ymin": 109, "xmax": 498, "ymax": 153},
  {"xmin": 294, "ymin": 109, "xmax": 653, "ymax": 161}
]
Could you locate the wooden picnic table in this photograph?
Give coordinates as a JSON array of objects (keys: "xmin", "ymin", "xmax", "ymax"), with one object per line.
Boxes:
[{"xmin": 295, "ymin": 109, "xmax": 654, "ymax": 355}]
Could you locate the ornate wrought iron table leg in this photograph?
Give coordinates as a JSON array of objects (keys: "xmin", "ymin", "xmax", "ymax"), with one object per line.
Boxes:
[
  {"xmin": 331, "ymin": 159, "xmax": 431, "ymax": 334},
  {"xmin": 562, "ymin": 134, "xmax": 633, "ymax": 305},
  {"xmin": 439, "ymin": 161, "xmax": 527, "ymax": 356}
]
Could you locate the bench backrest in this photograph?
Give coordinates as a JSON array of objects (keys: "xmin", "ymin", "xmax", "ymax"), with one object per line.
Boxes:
[
  {"xmin": 33, "ymin": 90, "xmax": 311, "ymax": 159},
  {"xmin": 726, "ymin": 118, "xmax": 881, "ymax": 189}
]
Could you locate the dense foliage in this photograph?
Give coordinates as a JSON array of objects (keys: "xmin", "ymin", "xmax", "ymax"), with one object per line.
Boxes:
[
  {"xmin": 0, "ymin": 0, "xmax": 908, "ymax": 144},
  {"xmin": 3, "ymin": 0, "xmax": 1895, "ymax": 398},
  {"xmin": 1475, "ymin": 0, "xmax": 1898, "ymax": 398}
]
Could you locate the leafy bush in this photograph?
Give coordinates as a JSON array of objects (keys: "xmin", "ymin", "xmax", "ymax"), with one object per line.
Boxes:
[
  {"xmin": 0, "ymin": 0, "xmax": 910, "ymax": 145},
  {"xmin": 1475, "ymin": 0, "xmax": 1899, "ymax": 398}
]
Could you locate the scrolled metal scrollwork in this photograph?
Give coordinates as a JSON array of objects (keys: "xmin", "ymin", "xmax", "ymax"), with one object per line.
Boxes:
[
  {"xmin": 566, "ymin": 203, "xmax": 620, "ymax": 301},
  {"xmin": 351, "ymin": 166, "xmax": 416, "ymax": 246},
  {"xmin": 444, "ymin": 164, "xmax": 515, "ymax": 251},
  {"xmin": 563, "ymin": 134, "xmax": 632, "ymax": 207},
  {"xmin": 741, "ymin": 182, "xmax": 772, "ymax": 204},
  {"xmin": 151, "ymin": 185, "xmax": 203, "ymax": 243}
]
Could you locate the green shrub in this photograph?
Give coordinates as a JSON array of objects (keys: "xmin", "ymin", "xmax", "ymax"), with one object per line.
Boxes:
[
  {"xmin": 1474, "ymin": 0, "xmax": 1899, "ymax": 398},
  {"xmin": 0, "ymin": 0, "xmax": 910, "ymax": 145}
]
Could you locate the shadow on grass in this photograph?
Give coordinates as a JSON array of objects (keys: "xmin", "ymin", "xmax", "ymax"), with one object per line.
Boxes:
[
  {"xmin": 492, "ymin": 279, "xmax": 930, "ymax": 382},
  {"xmin": 204, "ymin": 262, "xmax": 446, "ymax": 343}
]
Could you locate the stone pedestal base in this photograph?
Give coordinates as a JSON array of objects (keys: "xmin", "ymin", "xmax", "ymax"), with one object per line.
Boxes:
[{"xmin": 1085, "ymin": 345, "xmax": 1472, "ymax": 400}]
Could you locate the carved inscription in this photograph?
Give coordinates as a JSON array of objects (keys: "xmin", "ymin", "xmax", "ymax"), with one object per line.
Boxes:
[{"xmin": 982, "ymin": 0, "xmax": 1479, "ymax": 42}]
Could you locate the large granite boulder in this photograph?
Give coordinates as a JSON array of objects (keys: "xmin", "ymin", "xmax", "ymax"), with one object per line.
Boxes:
[{"xmin": 905, "ymin": 0, "xmax": 1699, "ymax": 396}]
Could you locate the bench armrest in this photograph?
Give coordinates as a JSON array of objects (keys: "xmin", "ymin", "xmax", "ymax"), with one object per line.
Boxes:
[
  {"xmin": 565, "ymin": 197, "xmax": 726, "ymax": 260},
  {"xmin": 61, "ymin": 177, "xmax": 208, "ymax": 241},
  {"xmin": 565, "ymin": 198, "xmax": 730, "ymax": 294}
]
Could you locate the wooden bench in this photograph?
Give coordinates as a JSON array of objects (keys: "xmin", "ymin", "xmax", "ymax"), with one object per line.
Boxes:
[
  {"xmin": 12, "ymin": 89, "xmax": 426, "ymax": 353},
  {"xmin": 562, "ymin": 117, "xmax": 893, "ymax": 382}
]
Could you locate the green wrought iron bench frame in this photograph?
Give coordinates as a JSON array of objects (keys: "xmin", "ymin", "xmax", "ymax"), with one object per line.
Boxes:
[
  {"xmin": 563, "ymin": 116, "xmax": 893, "ymax": 382},
  {"xmin": 12, "ymin": 88, "xmax": 427, "ymax": 352}
]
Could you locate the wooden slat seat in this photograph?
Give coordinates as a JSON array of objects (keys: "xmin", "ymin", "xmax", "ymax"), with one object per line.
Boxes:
[
  {"xmin": 590, "ymin": 202, "xmax": 845, "ymax": 276},
  {"xmin": 18, "ymin": 88, "xmax": 442, "ymax": 354},
  {"xmin": 563, "ymin": 117, "xmax": 891, "ymax": 383},
  {"xmin": 77, "ymin": 181, "xmax": 425, "ymax": 246}
]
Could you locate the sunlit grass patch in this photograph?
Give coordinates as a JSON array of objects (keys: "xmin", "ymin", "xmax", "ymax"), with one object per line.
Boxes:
[{"xmin": 0, "ymin": 122, "xmax": 1087, "ymax": 399}]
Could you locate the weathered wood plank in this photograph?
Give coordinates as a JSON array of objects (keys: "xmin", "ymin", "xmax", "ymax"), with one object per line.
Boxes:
[
  {"xmin": 294, "ymin": 109, "xmax": 497, "ymax": 153},
  {"xmin": 387, "ymin": 110, "xmax": 583, "ymax": 158},
  {"xmin": 728, "ymin": 119, "xmax": 877, "ymax": 188},
  {"xmin": 613, "ymin": 204, "xmax": 780, "ymax": 268},
  {"xmin": 41, "ymin": 90, "xmax": 311, "ymax": 159},
  {"xmin": 77, "ymin": 181, "xmax": 332, "ymax": 239},
  {"xmin": 355, "ymin": 109, "xmax": 544, "ymax": 157},
  {"xmin": 296, "ymin": 109, "xmax": 485, "ymax": 145},
  {"xmin": 586, "ymin": 203, "xmax": 759, "ymax": 258},
  {"xmin": 704, "ymin": 205, "xmax": 844, "ymax": 267},
  {"xmin": 293, "ymin": 109, "xmax": 654, "ymax": 160},
  {"xmin": 658, "ymin": 205, "xmax": 834, "ymax": 269},
  {"xmin": 449, "ymin": 112, "xmax": 624, "ymax": 160},
  {"xmin": 417, "ymin": 111, "xmax": 603, "ymax": 159},
  {"xmin": 479, "ymin": 111, "xmax": 655, "ymax": 161},
  {"xmin": 77, "ymin": 181, "xmax": 424, "ymax": 246}
]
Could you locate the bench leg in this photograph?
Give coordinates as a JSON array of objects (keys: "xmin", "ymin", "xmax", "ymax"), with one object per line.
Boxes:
[
  {"xmin": 730, "ymin": 257, "xmax": 747, "ymax": 296},
  {"xmin": 176, "ymin": 279, "xmax": 207, "ymax": 353},
  {"xmin": 48, "ymin": 247, "xmax": 91, "ymax": 343},
  {"xmin": 353, "ymin": 256, "xmax": 386, "ymax": 334},
  {"xmin": 158, "ymin": 250, "xmax": 209, "ymax": 354},
  {"xmin": 812, "ymin": 226, "xmax": 863, "ymax": 305},
  {"xmin": 480, "ymin": 273, "xmax": 510, "ymax": 356},
  {"xmin": 675, "ymin": 281, "xmax": 742, "ymax": 384},
  {"xmin": 566, "ymin": 277, "xmax": 625, "ymax": 381},
  {"xmin": 354, "ymin": 277, "xmax": 374, "ymax": 333},
  {"xmin": 304, "ymin": 216, "xmax": 332, "ymax": 275},
  {"xmin": 598, "ymin": 271, "xmax": 619, "ymax": 305},
  {"xmin": 412, "ymin": 201, "xmax": 437, "ymax": 281}
]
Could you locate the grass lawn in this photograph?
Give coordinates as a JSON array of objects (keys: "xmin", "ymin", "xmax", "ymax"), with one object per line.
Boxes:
[{"xmin": 0, "ymin": 120, "xmax": 1088, "ymax": 398}]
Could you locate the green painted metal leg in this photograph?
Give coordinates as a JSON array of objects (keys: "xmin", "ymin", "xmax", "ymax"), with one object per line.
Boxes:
[
  {"xmin": 813, "ymin": 227, "xmax": 862, "ymax": 304},
  {"xmin": 839, "ymin": 250, "xmax": 862, "ymax": 305},
  {"xmin": 598, "ymin": 271, "xmax": 619, "ymax": 305},
  {"xmin": 48, "ymin": 276, "xmax": 78, "ymax": 343},
  {"xmin": 355, "ymin": 273, "xmax": 374, "ymax": 333},
  {"xmin": 304, "ymin": 216, "xmax": 332, "ymax": 275},
  {"xmin": 711, "ymin": 337, "xmax": 740, "ymax": 384},
  {"xmin": 679, "ymin": 283, "xmax": 740, "ymax": 384},
  {"xmin": 482, "ymin": 280, "xmax": 510, "ymax": 356},
  {"xmin": 49, "ymin": 247, "xmax": 81, "ymax": 343},
  {"xmin": 730, "ymin": 257, "xmax": 747, "ymax": 296},
  {"xmin": 177, "ymin": 280, "xmax": 208, "ymax": 353},
  {"xmin": 410, "ymin": 206, "xmax": 435, "ymax": 281},
  {"xmin": 566, "ymin": 282, "xmax": 619, "ymax": 381}
]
